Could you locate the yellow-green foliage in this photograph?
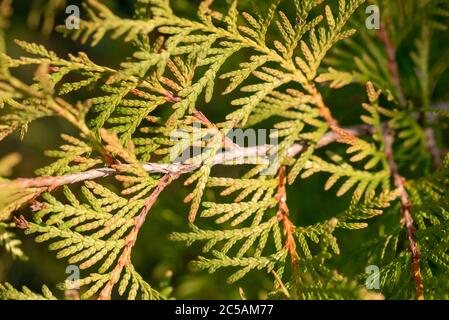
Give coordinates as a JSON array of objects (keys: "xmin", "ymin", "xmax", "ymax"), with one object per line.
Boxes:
[{"xmin": 0, "ymin": 0, "xmax": 449, "ymax": 300}]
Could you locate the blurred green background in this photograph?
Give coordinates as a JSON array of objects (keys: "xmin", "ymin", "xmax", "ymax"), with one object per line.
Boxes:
[{"xmin": 1, "ymin": 0, "xmax": 448, "ymax": 300}]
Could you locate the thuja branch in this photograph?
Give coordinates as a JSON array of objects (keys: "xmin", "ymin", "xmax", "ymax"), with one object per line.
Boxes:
[
  {"xmin": 378, "ymin": 21, "xmax": 443, "ymax": 170},
  {"xmin": 0, "ymin": 124, "xmax": 373, "ymax": 192},
  {"xmin": 97, "ymin": 172, "xmax": 180, "ymax": 300},
  {"xmin": 378, "ymin": 23, "xmax": 406, "ymax": 106},
  {"xmin": 424, "ymin": 127, "xmax": 443, "ymax": 169},
  {"xmin": 6, "ymin": 75, "xmax": 91, "ymax": 136},
  {"xmin": 307, "ymin": 84, "xmax": 340, "ymax": 128},
  {"xmin": 383, "ymin": 127, "xmax": 424, "ymax": 300},
  {"xmin": 192, "ymin": 110, "xmax": 241, "ymax": 151},
  {"xmin": 276, "ymin": 166, "xmax": 300, "ymax": 285},
  {"xmin": 378, "ymin": 22, "xmax": 442, "ymax": 170}
]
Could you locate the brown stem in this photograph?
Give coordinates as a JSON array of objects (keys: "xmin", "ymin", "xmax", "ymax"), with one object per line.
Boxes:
[
  {"xmin": 13, "ymin": 215, "xmax": 30, "ymax": 229},
  {"xmin": 0, "ymin": 124, "xmax": 373, "ymax": 193},
  {"xmin": 192, "ymin": 109, "xmax": 240, "ymax": 151},
  {"xmin": 383, "ymin": 127, "xmax": 424, "ymax": 300},
  {"xmin": 424, "ymin": 127, "xmax": 443, "ymax": 169},
  {"xmin": 97, "ymin": 172, "xmax": 180, "ymax": 300},
  {"xmin": 378, "ymin": 23, "xmax": 406, "ymax": 106},
  {"xmin": 307, "ymin": 84, "xmax": 339, "ymax": 128},
  {"xmin": 423, "ymin": 108, "xmax": 444, "ymax": 169},
  {"xmin": 276, "ymin": 166, "xmax": 300, "ymax": 285}
]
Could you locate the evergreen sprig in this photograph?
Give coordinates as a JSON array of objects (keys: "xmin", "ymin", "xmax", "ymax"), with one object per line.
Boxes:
[{"xmin": 0, "ymin": 0, "xmax": 448, "ymax": 300}]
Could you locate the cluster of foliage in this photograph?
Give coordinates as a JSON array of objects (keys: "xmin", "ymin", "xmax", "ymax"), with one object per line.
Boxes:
[{"xmin": 0, "ymin": 0, "xmax": 449, "ymax": 300}]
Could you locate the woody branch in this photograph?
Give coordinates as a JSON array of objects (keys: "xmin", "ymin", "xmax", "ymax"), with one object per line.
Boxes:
[
  {"xmin": 0, "ymin": 124, "xmax": 373, "ymax": 192},
  {"xmin": 97, "ymin": 172, "xmax": 181, "ymax": 300},
  {"xmin": 383, "ymin": 126, "xmax": 424, "ymax": 300}
]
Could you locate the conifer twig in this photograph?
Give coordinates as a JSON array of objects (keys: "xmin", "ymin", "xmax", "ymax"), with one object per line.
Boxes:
[
  {"xmin": 271, "ymin": 270, "xmax": 291, "ymax": 299},
  {"xmin": 276, "ymin": 166, "xmax": 300, "ymax": 286},
  {"xmin": 383, "ymin": 127, "xmax": 424, "ymax": 300},
  {"xmin": 307, "ymin": 84, "xmax": 340, "ymax": 128},
  {"xmin": 0, "ymin": 124, "xmax": 373, "ymax": 192},
  {"xmin": 97, "ymin": 172, "xmax": 180, "ymax": 300},
  {"xmin": 424, "ymin": 126, "xmax": 442, "ymax": 169},
  {"xmin": 6, "ymin": 76, "xmax": 91, "ymax": 136},
  {"xmin": 378, "ymin": 23, "xmax": 406, "ymax": 106},
  {"xmin": 192, "ymin": 109, "xmax": 240, "ymax": 151},
  {"xmin": 423, "ymin": 106, "xmax": 445, "ymax": 170}
]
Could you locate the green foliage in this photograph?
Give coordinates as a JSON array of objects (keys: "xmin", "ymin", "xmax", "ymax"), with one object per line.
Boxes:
[
  {"xmin": 0, "ymin": 283, "xmax": 56, "ymax": 300},
  {"xmin": 0, "ymin": 222, "xmax": 27, "ymax": 261},
  {"xmin": 24, "ymin": 182, "xmax": 166, "ymax": 300},
  {"xmin": 0, "ymin": 153, "xmax": 27, "ymax": 259},
  {"xmin": 0, "ymin": 0, "xmax": 448, "ymax": 301}
]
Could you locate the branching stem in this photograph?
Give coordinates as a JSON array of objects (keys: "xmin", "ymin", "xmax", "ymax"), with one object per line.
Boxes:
[
  {"xmin": 97, "ymin": 172, "xmax": 180, "ymax": 300},
  {"xmin": 276, "ymin": 166, "xmax": 300, "ymax": 286},
  {"xmin": 383, "ymin": 127, "xmax": 424, "ymax": 300},
  {"xmin": 0, "ymin": 124, "xmax": 373, "ymax": 192},
  {"xmin": 307, "ymin": 84, "xmax": 340, "ymax": 128},
  {"xmin": 378, "ymin": 23, "xmax": 406, "ymax": 106}
]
